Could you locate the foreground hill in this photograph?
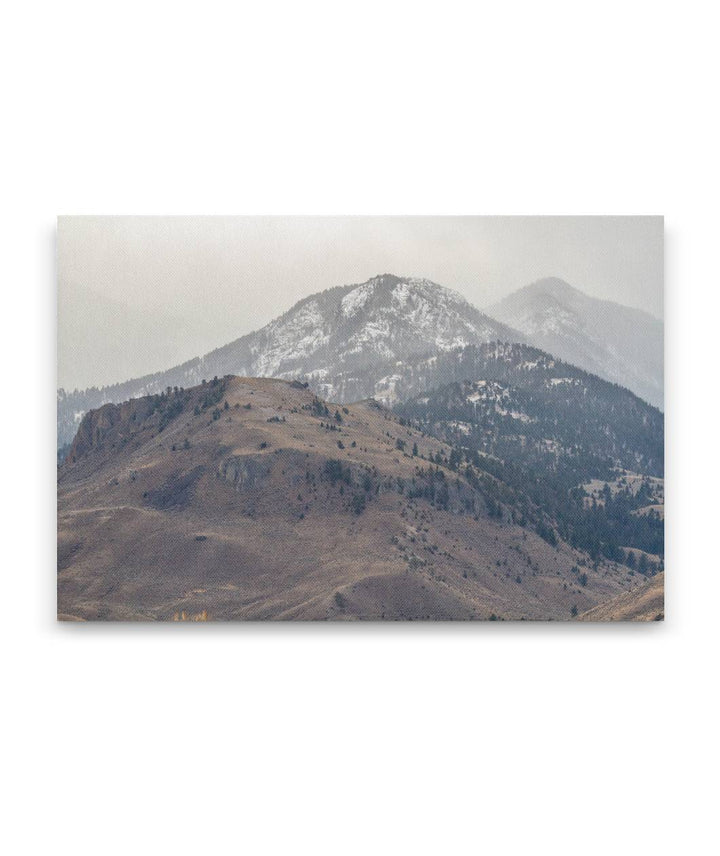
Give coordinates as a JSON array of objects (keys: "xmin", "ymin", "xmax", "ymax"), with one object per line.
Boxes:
[
  {"xmin": 57, "ymin": 275, "xmax": 519, "ymax": 448},
  {"xmin": 57, "ymin": 376, "xmax": 647, "ymax": 621},
  {"xmin": 580, "ymin": 573, "xmax": 664, "ymax": 621},
  {"xmin": 486, "ymin": 277, "xmax": 664, "ymax": 409}
]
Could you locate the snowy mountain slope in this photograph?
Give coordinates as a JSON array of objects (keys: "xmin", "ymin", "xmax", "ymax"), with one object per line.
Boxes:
[
  {"xmin": 57, "ymin": 274, "xmax": 521, "ymax": 448},
  {"xmin": 485, "ymin": 278, "xmax": 664, "ymax": 408},
  {"xmin": 211, "ymin": 273, "xmax": 519, "ymax": 378}
]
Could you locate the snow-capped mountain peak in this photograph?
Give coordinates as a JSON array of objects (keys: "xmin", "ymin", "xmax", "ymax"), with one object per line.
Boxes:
[
  {"xmin": 242, "ymin": 274, "xmax": 519, "ymax": 381},
  {"xmin": 486, "ymin": 277, "xmax": 664, "ymax": 408},
  {"xmin": 57, "ymin": 274, "xmax": 523, "ymax": 447}
]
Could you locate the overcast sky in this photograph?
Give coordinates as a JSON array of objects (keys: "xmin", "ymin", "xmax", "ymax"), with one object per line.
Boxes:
[{"xmin": 58, "ymin": 215, "xmax": 663, "ymax": 390}]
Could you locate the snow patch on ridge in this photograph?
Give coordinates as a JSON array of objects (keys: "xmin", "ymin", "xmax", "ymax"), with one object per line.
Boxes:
[
  {"xmin": 341, "ymin": 282, "xmax": 375, "ymax": 317},
  {"xmin": 254, "ymin": 299, "xmax": 330, "ymax": 375}
]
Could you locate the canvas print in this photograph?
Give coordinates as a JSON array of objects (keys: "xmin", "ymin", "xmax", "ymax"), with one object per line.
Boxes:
[{"xmin": 57, "ymin": 216, "xmax": 664, "ymax": 621}]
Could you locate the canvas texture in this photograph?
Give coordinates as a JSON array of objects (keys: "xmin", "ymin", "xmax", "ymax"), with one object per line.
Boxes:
[{"xmin": 57, "ymin": 216, "xmax": 664, "ymax": 621}]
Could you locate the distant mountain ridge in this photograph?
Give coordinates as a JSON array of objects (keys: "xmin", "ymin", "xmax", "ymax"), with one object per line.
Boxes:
[
  {"xmin": 57, "ymin": 273, "xmax": 664, "ymax": 449},
  {"xmin": 486, "ymin": 277, "xmax": 664, "ymax": 409}
]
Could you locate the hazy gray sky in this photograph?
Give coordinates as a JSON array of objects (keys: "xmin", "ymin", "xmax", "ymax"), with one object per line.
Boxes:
[{"xmin": 58, "ymin": 215, "xmax": 663, "ymax": 390}]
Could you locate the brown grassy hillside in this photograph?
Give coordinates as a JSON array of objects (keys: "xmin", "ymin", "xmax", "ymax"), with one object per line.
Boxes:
[
  {"xmin": 58, "ymin": 376, "xmax": 653, "ymax": 621},
  {"xmin": 579, "ymin": 573, "xmax": 664, "ymax": 621}
]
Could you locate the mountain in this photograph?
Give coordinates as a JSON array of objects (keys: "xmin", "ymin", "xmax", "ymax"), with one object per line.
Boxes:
[
  {"xmin": 57, "ymin": 275, "xmax": 520, "ymax": 449},
  {"xmin": 485, "ymin": 278, "xmax": 664, "ymax": 408},
  {"xmin": 395, "ymin": 342, "xmax": 663, "ymax": 477},
  {"xmin": 57, "ymin": 376, "xmax": 647, "ymax": 621},
  {"xmin": 394, "ymin": 342, "xmax": 664, "ymax": 569},
  {"xmin": 57, "ymin": 273, "xmax": 665, "ymax": 450}
]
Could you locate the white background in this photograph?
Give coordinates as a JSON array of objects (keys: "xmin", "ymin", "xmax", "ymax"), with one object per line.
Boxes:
[{"xmin": 2, "ymin": 2, "xmax": 717, "ymax": 854}]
